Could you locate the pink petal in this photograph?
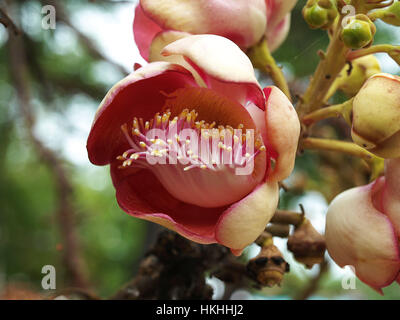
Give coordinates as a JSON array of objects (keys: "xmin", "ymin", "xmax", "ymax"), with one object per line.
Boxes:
[
  {"xmin": 266, "ymin": 0, "xmax": 297, "ymax": 30},
  {"xmin": 140, "ymin": 0, "xmax": 267, "ymax": 49},
  {"xmin": 382, "ymin": 158, "xmax": 400, "ymax": 235},
  {"xmin": 266, "ymin": 14, "xmax": 291, "ymax": 52},
  {"xmin": 148, "ymin": 30, "xmax": 206, "ymax": 86},
  {"xmin": 133, "ymin": 4, "xmax": 164, "ymax": 61},
  {"xmin": 149, "ymin": 30, "xmax": 191, "ymax": 63},
  {"xmin": 86, "ymin": 62, "xmax": 197, "ymax": 165},
  {"xmin": 246, "ymin": 102, "xmax": 268, "ymax": 145},
  {"xmin": 162, "ymin": 34, "xmax": 265, "ymax": 109},
  {"xmin": 326, "ymin": 183, "xmax": 400, "ymax": 289},
  {"xmin": 112, "ymin": 165, "xmax": 278, "ymax": 249},
  {"xmin": 112, "ymin": 165, "xmax": 225, "ymax": 244},
  {"xmin": 215, "ymin": 181, "xmax": 279, "ymax": 252},
  {"xmin": 264, "ymin": 86, "xmax": 300, "ymax": 182}
]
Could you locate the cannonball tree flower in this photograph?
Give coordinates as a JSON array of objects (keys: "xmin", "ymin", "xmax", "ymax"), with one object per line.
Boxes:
[
  {"xmin": 325, "ymin": 158, "xmax": 400, "ymax": 292},
  {"xmin": 133, "ymin": 0, "xmax": 298, "ymax": 62},
  {"xmin": 87, "ymin": 35, "xmax": 300, "ymax": 255}
]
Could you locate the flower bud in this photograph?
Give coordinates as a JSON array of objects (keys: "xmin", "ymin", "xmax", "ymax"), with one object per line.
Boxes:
[
  {"xmin": 287, "ymin": 219, "xmax": 326, "ymax": 269},
  {"xmin": 247, "ymin": 238, "xmax": 290, "ymax": 287},
  {"xmin": 325, "ymin": 180, "xmax": 400, "ymax": 290},
  {"xmin": 351, "ymin": 73, "xmax": 400, "ymax": 158},
  {"xmin": 380, "ymin": 2, "xmax": 400, "ymax": 26},
  {"xmin": 334, "ymin": 55, "xmax": 381, "ymax": 97},
  {"xmin": 303, "ymin": 0, "xmax": 338, "ymax": 29},
  {"xmin": 341, "ymin": 15, "xmax": 376, "ymax": 49}
]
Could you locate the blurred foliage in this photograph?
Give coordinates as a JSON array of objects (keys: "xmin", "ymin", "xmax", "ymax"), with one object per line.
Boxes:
[{"xmin": 0, "ymin": 0, "xmax": 399, "ymax": 299}]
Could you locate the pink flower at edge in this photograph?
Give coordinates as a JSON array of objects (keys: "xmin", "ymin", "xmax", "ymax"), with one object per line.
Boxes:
[
  {"xmin": 326, "ymin": 158, "xmax": 400, "ymax": 293},
  {"xmin": 133, "ymin": 0, "xmax": 298, "ymax": 62},
  {"xmin": 87, "ymin": 35, "xmax": 300, "ymax": 255}
]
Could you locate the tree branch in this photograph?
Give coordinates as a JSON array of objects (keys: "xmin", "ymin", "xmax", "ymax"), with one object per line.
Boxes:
[
  {"xmin": 7, "ymin": 31, "xmax": 90, "ymax": 290},
  {"xmin": 43, "ymin": 0, "xmax": 128, "ymax": 76},
  {"xmin": 0, "ymin": 7, "xmax": 20, "ymax": 35},
  {"xmin": 111, "ymin": 231, "xmax": 231, "ymax": 300},
  {"xmin": 295, "ymin": 260, "xmax": 328, "ymax": 300}
]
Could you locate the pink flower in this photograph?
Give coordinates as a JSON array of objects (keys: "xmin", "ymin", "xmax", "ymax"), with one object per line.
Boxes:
[
  {"xmin": 87, "ymin": 35, "xmax": 300, "ymax": 255},
  {"xmin": 133, "ymin": 0, "xmax": 298, "ymax": 61},
  {"xmin": 326, "ymin": 158, "xmax": 400, "ymax": 292}
]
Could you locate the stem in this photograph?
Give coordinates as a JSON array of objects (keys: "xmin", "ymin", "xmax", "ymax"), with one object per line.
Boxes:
[
  {"xmin": 347, "ymin": 44, "xmax": 398, "ymax": 60},
  {"xmin": 297, "ymin": 19, "xmax": 349, "ymax": 118},
  {"xmin": 302, "ymin": 98, "xmax": 353, "ymax": 126},
  {"xmin": 248, "ymin": 38, "xmax": 292, "ymax": 101},
  {"xmin": 265, "ymin": 223, "xmax": 291, "ymax": 238},
  {"xmin": 302, "ymin": 137, "xmax": 376, "ymax": 161},
  {"xmin": 303, "ymin": 138, "xmax": 385, "ymax": 181},
  {"xmin": 271, "ymin": 210, "xmax": 304, "ymax": 227},
  {"xmin": 366, "ymin": 0, "xmax": 394, "ymax": 13}
]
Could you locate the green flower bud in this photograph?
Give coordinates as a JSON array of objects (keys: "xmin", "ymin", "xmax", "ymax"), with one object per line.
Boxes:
[
  {"xmin": 341, "ymin": 15, "xmax": 376, "ymax": 49},
  {"xmin": 351, "ymin": 73, "xmax": 400, "ymax": 158},
  {"xmin": 380, "ymin": 2, "xmax": 400, "ymax": 26},
  {"xmin": 335, "ymin": 55, "xmax": 381, "ymax": 97},
  {"xmin": 303, "ymin": 0, "xmax": 338, "ymax": 29}
]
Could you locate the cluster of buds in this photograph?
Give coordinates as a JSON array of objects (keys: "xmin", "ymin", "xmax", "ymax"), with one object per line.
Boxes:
[
  {"xmin": 303, "ymin": 0, "xmax": 338, "ymax": 29},
  {"xmin": 299, "ymin": 0, "xmax": 400, "ymax": 294}
]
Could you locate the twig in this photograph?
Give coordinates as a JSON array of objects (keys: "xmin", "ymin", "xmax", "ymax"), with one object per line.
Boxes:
[
  {"xmin": 296, "ymin": 16, "xmax": 349, "ymax": 118},
  {"xmin": 302, "ymin": 99, "xmax": 354, "ymax": 127},
  {"xmin": 43, "ymin": 0, "xmax": 128, "ymax": 75},
  {"xmin": 271, "ymin": 209, "xmax": 304, "ymax": 227},
  {"xmin": 248, "ymin": 38, "xmax": 292, "ymax": 101},
  {"xmin": 111, "ymin": 231, "xmax": 230, "ymax": 300},
  {"xmin": 7, "ymin": 31, "xmax": 90, "ymax": 290},
  {"xmin": 265, "ymin": 223, "xmax": 290, "ymax": 238},
  {"xmin": 0, "ymin": 7, "xmax": 20, "ymax": 35},
  {"xmin": 302, "ymin": 137, "xmax": 376, "ymax": 161},
  {"xmin": 294, "ymin": 260, "xmax": 328, "ymax": 300}
]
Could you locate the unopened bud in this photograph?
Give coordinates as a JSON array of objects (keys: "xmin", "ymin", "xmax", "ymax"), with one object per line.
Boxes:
[
  {"xmin": 303, "ymin": 0, "xmax": 338, "ymax": 29},
  {"xmin": 341, "ymin": 15, "xmax": 376, "ymax": 49},
  {"xmin": 351, "ymin": 73, "xmax": 400, "ymax": 158},
  {"xmin": 287, "ymin": 219, "xmax": 326, "ymax": 269},
  {"xmin": 247, "ymin": 236, "xmax": 290, "ymax": 287},
  {"xmin": 335, "ymin": 55, "xmax": 381, "ymax": 97}
]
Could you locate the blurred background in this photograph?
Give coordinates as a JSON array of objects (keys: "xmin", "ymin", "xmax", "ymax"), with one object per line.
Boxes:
[{"xmin": 0, "ymin": 0, "xmax": 399, "ymax": 299}]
